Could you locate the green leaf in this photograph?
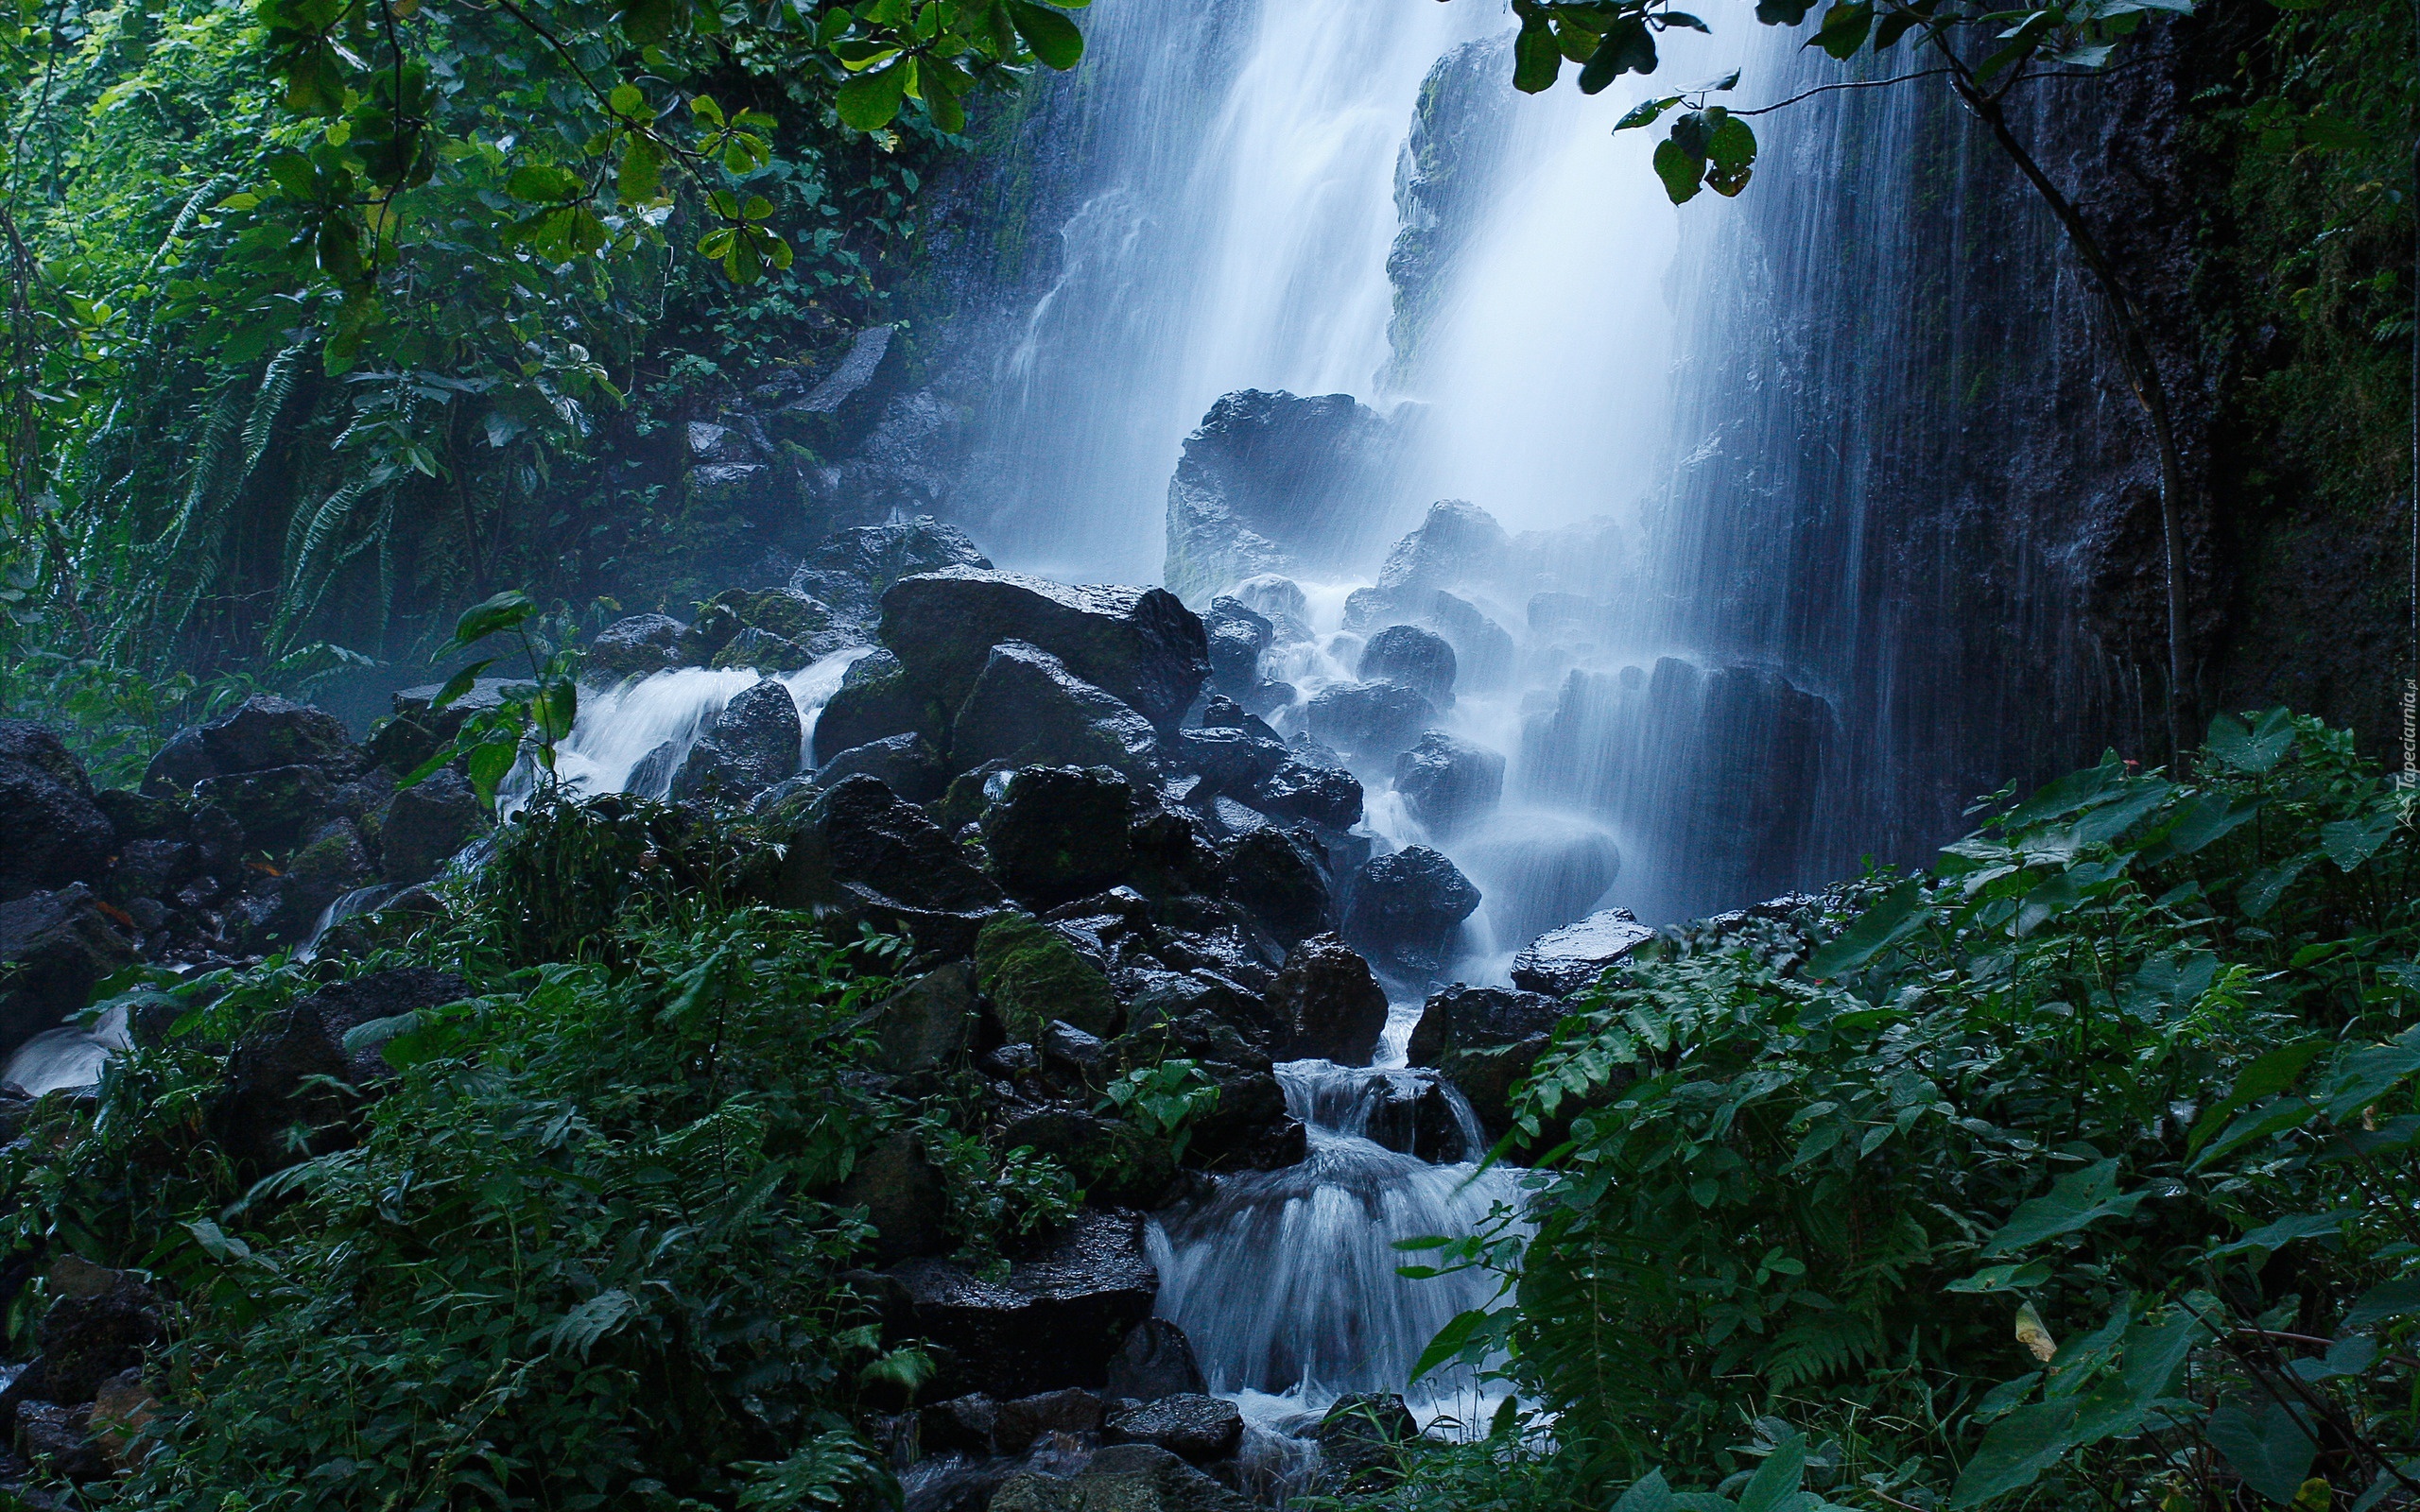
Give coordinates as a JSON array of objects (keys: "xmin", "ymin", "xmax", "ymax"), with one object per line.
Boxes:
[
  {"xmin": 2189, "ymin": 1097, "xmax": 2317, "ymax": 1170},
  {"xmin": 506, "ymin": 164, "xmax": 586, "ymax": 203},
  {"xmin": 1577, "ymin": 19, "xmax": 1656, "ymax": 93},
  {"xmin": 2320, "ymin": 808, "xmax": 2399, "ymax": 871},
  {"xmin": 1809, "ymin": 0, "xmax": 1875, "ymax": 58},
  {"xmin": 2204, "ymin": 1400, "xmax": 2317, "ymax": 1504},
  {"xmin": 1951, "ymin": 1400, "xmax": 2079, "ymax": 1506},
  {"xmin": 1982, "ymin": 1159, "xmax": 2146, "ymax": 1255},
  {"xmin": 1512, "ymin": 15, "xmax": 1563, "ymax": 92},
  {"xmin": 1616, "ymin": 95, "xmax": 1682, "ymax": 130},
  {"xmin": 2190, "ymin": 1040, "xmax": 2325, "ymax": 1152},
  {"xmin": 539, "ymin": 1289, "xmax": 638, "ymax": 1360},
  {"xmin": 1734, "ymin": 1435, "xmax": 1806, "ymax": 1512},
  {"xmin": 2238, "ymin": 857, "xmax": 2308, "ymax": 919},
  {"xmin": 1612, "ymin": 1472, "xmax": 1678, "ymax": 1512},
  {"xmin": 531, "ymin": 679, "xmax": 578, "ymax": 744},
  {"xmin": 1806, "ymin": 879, "xmax": 1926, "ymax": 977},
  {"xmin": 1947, "ymin": 1262, "xmax": 2052, "ymax": 1294},
  {"xmin": 446, "ymin": 590, "xmax": 537, "ymax": 650},
  {"xmin": 836, "ymin": 62, "xmax": 908, "ymax": 129},
  {"xmin": 1007, "ymin": 1, "xmax": 1083, "ymax": 68},
  {"xmin": 1409, "ymin": 1307, "xmax": 1495, "ymax": 1382},
  {"xmin": 1652, "ymin": 137, "xmax": 1705, "ymax": 204},
  {"xmin": 1754, "ymin": 0, "xmax": 1815, "ymax": 20},
  {"xmin": 2315, "ymin": 1028, "xmax": 2420, "ymax": 1121},
  {"xmin": 2342, "ymin": 1276, "xmax": 2420, "ymax": 1331},
  {"xmin": 2003, "ymin": 757, "xmax": 2132, "ymax": 829},
  {"xmin": 428, "ymin": 657, "xmax": 497, "ymax": 711},
  {"xmin": 466, "ymin": 735, "xmax": 522, "ymax": 806},
  {"xmin": 618, "ymin": 0, "xmax": 680, "ymax": 45},
  {"xmin": 2206, "ymin": 708, "xmax": 2295, "ymax": 773},
  {"xmin": 2205, "ymin": 1211, "xmax": 2356, "ymax": 1262}
]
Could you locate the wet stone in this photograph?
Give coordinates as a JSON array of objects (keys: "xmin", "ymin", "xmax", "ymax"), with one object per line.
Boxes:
[{"xmin": 1103, "ymin": 1393, "xmax": 1243, "ymax": 1463}]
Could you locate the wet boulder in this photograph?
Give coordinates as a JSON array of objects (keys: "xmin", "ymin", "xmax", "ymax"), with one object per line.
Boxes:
[
  {"xmin": 0, "ymin": 885, "xmax": 138, "ymax": 1058},
  {"xmin": 671, "ymin": 679, "xmax": 801, "ymax": 803},
  {"xmin": 1201, "ymin": 597, "xmax": 1272, "ymax": 702},
  {"xmin": 1314, "ymin": 1393, "xmax": 1420, "ymax": 1485},
  {"xmin": 1391, "ymin": 731, "xmax": 1503, "ymax": 840},
  {"xmin": 139, "ymin": 727, "xmax": 217, "ymax": 798},
  {"xmin": 1357, "ymin": 624, "xmax": 1456, "ymax": 708},
  {"xmin": 951, "ymin": 642, "xmax": 1164, "ymax": 781},
  {"xmin": 812, "ymin": 648, "xmax": 947, "ymax": 765},
  {"xmin": 1229, "ymin": 573, "xmax": 1310, "ymax": 630},
  {"xmin": 791, "ymin": 516, "xmax": 992, "ymax": 624},
  {"xmin": 587, "ymin": 612, "xmax": 687, "ymax": 677},
  {"xmin": 1511, "ymin": 906, "xmax": 1653, "ymax": 997},
  {"xmin": 1171, "ymin": 725, "xmax": 1290, "ymax": 799},
  {"xmin": 1406, "ymin": 984, "xmax": 1565, "ymax": 1067},
  {"xmin": 0, "ymin": 724, "xmax": 114, "ymax": 904},
  {"xmin": 198, "ymin": 694, "xmax": 360, "ymax": 779},
  {"xmin": 1118, "ymin": 971, "xmax": 1273, "ymax": 1068},
  {"xmin": 1423, "ymin": 590, "xmax": 1515, "ymax": 690},
  {"xmin": 1305, "ymin": 681, "xmax": 1434, "ymax": 764},
  {"xmin": 380, "ymin": 768, "xmax": 489, "ymax": 885},
  {"xmin": 1269, "ymin": 934, "xmax": 1389, "ymax": 1066},
  {"xmin": 1342, "ymin": 847, "xmax": 1480, "ymax": 980},
  {"xmin": 1248, "ymin": 758, "xmax": 1363, "ymax": 830},
  {"xmin": 710, "ymin": 626, "xmax": 807, "ymax": 672},
  {"xmin": 993, "ymin": 1442, "xmax": 1252, "ymax": 1512},
  {"xmin": 1163, "ymin": 389, "xmax": 1397, "ymax": 602},
  {"xmin": 1438, "ymin": 1037, "xmax": 1551, "ymax": 1138},
  {"xmin": 192, "ymin": 765, "xmax": 337, "ymax": 852},
  {"xmin": 240, "ymin": 818, "xmax": 375, "ymax": 954},
  {"xmin": 778, "ymin": 775, "xmax": 1006, "ymax": 945},
  {"xmin": 975, "ymin": 913, "xmax": 1119, "ymax": 1040},
  {"xmin": 23, "ymin": 1262, "xmax": 164, "ymax": 1409},
  {"xmin": 1356, "ymin": 1068, "xmax": 1469, "ymax": 1163},
  {"xmin": 1217, "ymin": 827, "xmax": 1331, "ymax": 950},
  {"xmin": 1105, "ymin": 1319, "xmax": 1207, "ymax": 1403},
  {"xmin": 210, "ymin": 967, "xmax": 472, "ymax": 1172},
  {"xmin": 981, "ymin": 766, "xmax": 1136, "ymax": 907},
  {"xmin": 839, "ymin": 1131, "xmax": 949, "ymax": 1263},
  {"xmin": 883, "ymin": 568, "xmax": 1210, "ymax": 729},
  {"xmin": 867, "ymin": 962, "xmax": 979, "ymax": 1075},
  {"xmin": 1374, "ymin": 499, "xmax": 1508, "ymax": 598},
  {"xmin": 814, "ymin": 732, "xmax": 946, "ymax": 804},
  {"xmin": 1183, "ymin": 1064, "xmax": 1305, "ymax": 1172},
  {"xmin": 888, "ymin": 1211, "xmax": 1158, "ymax": 1399},
  {"xmin": 994, "ymin": 1388, "xmax": 1106, "ymax": 1453},
  {"xmin": 1105, "ymin": 1394, "xmax": 1243, "ymax": 1463}
]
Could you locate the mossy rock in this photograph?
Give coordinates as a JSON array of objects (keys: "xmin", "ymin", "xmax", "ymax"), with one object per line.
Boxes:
[
  {"xmin": 740, "ymin": 588, "xmax": 837, "ymax": 644},
  {"xmin": 975, "ymin": 912, "xmax": 1119, "ymax": 1040}
]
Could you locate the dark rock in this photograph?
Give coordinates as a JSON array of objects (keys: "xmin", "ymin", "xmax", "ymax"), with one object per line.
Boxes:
[
  {"xmin": 1248, "ymin": 760, "xmax": 1363, "ymax": 830},
  {"xmin": 89, "ymin": 1364, "xmax": 159, "ymax": 1469},
  {"xmin": 675, "ymin": 600, "xmax": 744, "ymax": 667},
  {"xmin": 841, "ymin": 1132, "xmax": 949, "ymax": 1263},
  {"xmin": 1229, "ymin": 573, "xmax": 1310, "ymax": 628},
  {"xmin": 1391, "ymin": 731, "xmax": 1504, "ymax": 841},
  {"xmin": 193, "ymin": 764, "xmax": 336, "ymax": 852},
  {"xmin": 1201, "ymin": 598, "xmax": 1272, "ymax": 703},
  {"xmin": 919, "ymin": 1393, "xmax": 1001, "ymax": 1457},
  {"xmin": 1440, "ymin": 1036, "xmax": 1550, "ymax": 1136},
  {"xmin": 1314, "ymin": 1393, "xmax": 1418, "ymax": 1484},
  {"xmin": 1342, "ymin": 848, "xmax": 1480, "ymax": 979},
  {"xmin": 106, "ymin": 837, "xmax": 191, "ymax": 905},
  {"xmin": 815, "ymin": 732, "xmax": 946, "ymax": 804},
  {"xmin": 736, "ymin": 587, "xmax": 841, "ymax": 646},
  {"xmin": 1104, "ymin": 1394, "xmax": 1243, "ymax": 1463},
  {"xmin": 710, "ymin": 626, "xmax": 807, "ymax": 672},
  {"xmin": 1305, "ymin": 681, "xmax": 1435, "ymax": 764},
  {"xmin": 139, "ymin": 727, "xmax": 216, "ymax": 797},
  {"xmin": 0, "ymin": 724, "xmax": 114, "ymax": 904},
  {"xmin": 1126, "ymin": 809, "xmax": 1226, "ymax": 899},
  {"xmin": 211, "ymin": 967, "xmax": 471, "ymax": 1171},
  {"xmin": 1218, "ymin": 828, "xmax": 1330, "ymax": 950},
  {"xmin": 1172, "ymin": 727, "xmax": 1289, "ymax": 799},
  {"xmin": 994, "ymin": 1388, "xmax": 1104, "ymax": 1453},
  {"xmin": 867, "ymin": 962, "xmax": 978, "ymax": 1075},
  {"xmin": 1357, "ymin": 624, "xmax": 1457, "ymax": 708},
  {"xmin": 1510, "ymin": 907, "xmax": 1653, "ymax": 997},
  {"xmin": 1118, "ymin": 972, "xmax": 1273, "ymax": 1067},
  {"xmin": 882, "ymin": 569, "xmax": 1210, "ymax": 730},
  {"xmin": 1104, "ymin": 1319, "xmax": 1207, "ymax": 1403},
  {"xmin": 974, "ymin": 913, "xmax": 1118, "ymax": 1040},
  {"xmin": 813, "ymin": 649, "xmax": 949, "ymax": 766},
  {"xmin": 198, "ymin": 695, "xmax": 358, "ymax": 778},
  {"xmin": 792, "ymin": 517, "xmax": 993, "ymax": 623},
  {"xmin": 1423, "ymin": 591, "xmax": 1515, "ymax": 690},
  {"xmin": 623, "ymin": 739, "xmax": 684, "ymax": 801},
  {"xmin": 1163, "ymin": 389, "xmax": 1399, "ymax": 602},
  {"xmin": 244, "ymin": 818, "xmax": 374, "ymax": 952},
  {"xmin": 1184, "ymin": 1065, "xmax": 1306, "ymax": 1172},
  {"xmin": 1354, "ymin": 1069, "xmax": 1468, "ymax": 1162},
  {"xmin": 981, "ymin": 766, "xmax": 1135, "ymax": 907},
  {"xmin": 778, "ymin": 775, "xmax": 1006, "ymax": 934},
  {"xmin": 587, "ymin": 612, "xmax": 687, "ymax": 677},
  {"xmin": 993, "ymin": 1441, "xmax": 1252, "ymax": 1512},
  {"xmin": 0, "ymin": 885, "xmax": 137, "ymax": 1057},
  {"xmin": 1457, "ymin": 819, "xmax": 1622, "ymax": 949},
  {"xmin": 671, "ymin": 679, "xmax": 802, "ymax": 803},
  {"xmin": 12, "ymin": 1400, "xmax": 104, "ymax": 1483},
  {"xmin": 951, "ymin": 642, "xmax": 1164, "ymax": 780},
  {"xmin": 381, "ymin": 768, "xmax": 490, "ymax": 885},
  {"xmin": 888, "ymin": 1211, "xmax": 1158, "ymax": 1399},
  {"xmin": 1374, "ymin": 500, "xmax": 1507, "ymax": 598},
  {"xmin": 997, "ymin": 1106, "xmax": 1117, "ymax": 1167},
  {"xmin": 1041, "ymin": 1020, "xmax": 1109, "ymax": 1085},
  {"xmin": 1269, "ymin": 935, "xmax": 1389, "ymax": 1066},
  {"xmin": 1407, "ymin": 984, "xmax": 1564, "ymax": 1067},
  {"xmin": 35, "ymin": 1264, "xmax": 163, "ymax": 1402}
]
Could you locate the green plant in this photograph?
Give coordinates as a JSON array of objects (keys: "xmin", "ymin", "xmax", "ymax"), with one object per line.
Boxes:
[
  {"xmin": 1409, "ymin": 711, "xmax": 2419, "ymax": 1507},
  {"xmin": 1098, "ymin": 1058, "xmax": 1221, "ymax": 1166},
  {"xmin": 406, "ymin": 589, "xmax": 584, "ymax": 808}
]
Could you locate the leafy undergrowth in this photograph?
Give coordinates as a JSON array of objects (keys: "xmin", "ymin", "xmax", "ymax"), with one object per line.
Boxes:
[
  {"xmin": 1375, "ymin": 712, "xmax": 2420, "ymax": 1512},
  {"xmin": 0, "ymin": 793, "xmax": 1092, "ymax": 1509}
]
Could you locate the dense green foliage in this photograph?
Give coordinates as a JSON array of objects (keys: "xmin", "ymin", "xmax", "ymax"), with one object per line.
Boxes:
[
  {"xmin": 1394, "ymin": 713, "xmax": 2419, "ymax": 1510},
  {"xmin": 0, "ymin": 790, "xmax": 1127, "ymax": 1507}
]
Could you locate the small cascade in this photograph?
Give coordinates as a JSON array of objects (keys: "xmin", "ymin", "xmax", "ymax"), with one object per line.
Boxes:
[
  {"xmin": 1148, "ymin": 1009, "xmax": 1529, "ymax": 1492},
  {"xmin": 3, "ymin": 1001, "xmax": 130, "ymax": 1097}
]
